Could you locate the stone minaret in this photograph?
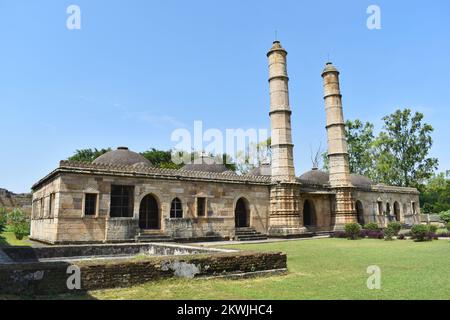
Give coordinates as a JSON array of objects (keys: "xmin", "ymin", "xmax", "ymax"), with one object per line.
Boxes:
[
  {"xmin": 267, "ymin": 41, "xmax": 303, "ymax": 236},
  {"xmin": 321, "ymin": 62, "xmax": 356, "ymax": 229},
  {"xmin": 267, "ymin": 41, "xmax": 296, "ymax": 183}
]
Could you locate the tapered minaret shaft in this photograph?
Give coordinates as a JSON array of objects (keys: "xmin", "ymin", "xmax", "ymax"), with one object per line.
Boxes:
[
  {"xmin": 267, "ymin": 41, "xmax": 303, "ymax": 237},
  {"xmin": 267, "ymin": 41, "xmax": 296, "ymax": 182},
  {"xmin": 321, "ymin": 62, "xmax": 356, "ymax": 228}
]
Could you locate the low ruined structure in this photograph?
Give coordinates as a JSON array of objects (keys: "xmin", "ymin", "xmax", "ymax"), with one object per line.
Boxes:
[{"xmin": 30, "ymin": 41, "xmax": 420, "ymax": 244}]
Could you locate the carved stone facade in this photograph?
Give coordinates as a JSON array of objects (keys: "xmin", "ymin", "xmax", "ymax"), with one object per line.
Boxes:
[{"xmin": 30, "ymin": 41, "xmax": 421, "ymax": 244}]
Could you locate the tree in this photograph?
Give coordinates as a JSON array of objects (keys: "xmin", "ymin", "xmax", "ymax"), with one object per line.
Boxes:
[
  {"xmin": 141, "ymin": 148, "xmax": 182, "ymax": 169},
  {"xmin": 68, "ymin": 148, "xmax": 111, "ymax": 162},
  {"xmin": 420, "ymin": 172, "xmax": 450, "ymax": 213},
  {"xmin": 345, "ymin": 119, "xmax": 376, "ymax": 177},
  {"xmin": 375, "ymin": 109, "xmax": 438, "ymax": 187},
  {"xmin": 235, "ymin": 138, "xmax": 271, "ymax": 174},
  {"xmin": 322, "ymin": 120, "xmax": 375, "ymax": 176}
]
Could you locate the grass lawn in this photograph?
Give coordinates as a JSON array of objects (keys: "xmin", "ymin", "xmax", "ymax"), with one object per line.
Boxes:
[
  {"xmin": 79, "ymin": 238, "xmax": 450, "ymax": 300},
  {"xmin": 0, "ymin": 230, "xmax": 31, "ymax": 247}
]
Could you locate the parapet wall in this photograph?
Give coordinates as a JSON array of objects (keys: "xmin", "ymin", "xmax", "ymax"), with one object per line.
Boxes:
[{"xmin": 0, "ymin": 251, "xmax": 287, "ymax": 295}]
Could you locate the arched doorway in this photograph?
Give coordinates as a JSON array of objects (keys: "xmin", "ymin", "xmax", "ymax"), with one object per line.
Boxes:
[
  {"xmin": 303, "ymin": 200, "xmax": 315, "ymax": 227},
  {"xmin": 394, "ymin": 202, "xmax": 401, "ymax": 222},
  {"xmin": 356, "ymin": 200, "xmax": 365, "ymax": 225},
  {"xmin": 139, "ymin": 194, "xmax": 159, "ymax": 230},
  {"xmin": 235, "ymin": 198, "xmax": 249, "ymax": 228}
]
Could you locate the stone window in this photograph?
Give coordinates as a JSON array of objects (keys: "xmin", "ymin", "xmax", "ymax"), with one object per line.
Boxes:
[
  {"xmin": 110, "ymin": 185, "xmax": 134, "ymax": 218},
  {"xmin": 412, "ymin": 202, "xmax": 417, "ymax": 215},
  {"xmin": 196, "ymin": 197, "xmax": 206, "ymax": 217},
  {"xmin": 170, "ymin": 198, "xmax": 183, "ymax": 219},
  {"xmin": 40, "ymin": 198, "xmax": 44, "ymax": 219},
  {"xmin": 49, "ymin": 193, "xmax": 56, "ymax": 218},
  {"xmin": 84, "ymin": 193, "xmax": 98, "ymax": 216},
  {"xmin": 377, "ymin": 201, "xmax": 383, "ymax": 215}
]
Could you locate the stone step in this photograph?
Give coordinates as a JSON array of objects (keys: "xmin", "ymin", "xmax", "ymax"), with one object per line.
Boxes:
[
  {"xmin": 235, "ymin": 231, "xmax": 259, "ymax": 235},
  {"xmin": 234, "ymin": 227, "xmax": 268, "ymax": 241},
  {"xmin": 235, "ymin": 235, "xmax": 268, "ymax": 241}
]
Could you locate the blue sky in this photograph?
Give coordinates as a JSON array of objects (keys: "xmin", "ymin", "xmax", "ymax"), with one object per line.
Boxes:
[{"xmin": 0, "ymin": 0, "xmax": 449, "ymax": 193}]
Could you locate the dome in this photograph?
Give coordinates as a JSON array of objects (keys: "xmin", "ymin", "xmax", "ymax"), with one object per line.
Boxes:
[
  {"xmin": 181, "ymin": 155, "xmax": 228, "ymax": 173},
  {"xmin": 248, "ymin": 163, "xmax": 271, "ymax": 176},
  {"xmin": 298, "ymin": 168, "xmax": 329, "ymax": 185},
  {"xmin": 93, "ymin": 147, "xmax": 152, "ymax": 167},
  {"xmin": 351, "ymin": 174, "xmax": 373, "ymax": 188}
]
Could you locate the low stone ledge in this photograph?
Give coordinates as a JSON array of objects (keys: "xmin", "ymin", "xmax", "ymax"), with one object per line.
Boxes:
[
  {"xmin": 0, "ymin": 251, "xmax": 287, "ymax": 295},
  {"xmin": 1, "ymin": 243, "xmax": 234, "ymax": 263}
]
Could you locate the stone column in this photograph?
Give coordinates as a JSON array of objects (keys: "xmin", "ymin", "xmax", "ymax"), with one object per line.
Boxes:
[
  {"xmin": 267, "ymin": 41, "xmax": 296, "ymax": 183},
  {"xmin": 321, "ymin": 62, "xmax": 356, "ymax": 229},
  {"xmin": 267, "ymin": 41, "xmax": 303, "ymax": 236}
]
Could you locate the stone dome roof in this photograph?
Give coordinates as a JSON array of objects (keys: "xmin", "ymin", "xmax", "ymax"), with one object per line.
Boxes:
[
  {"xmin": 350, "ymin": 174, "xmax": 373, "ymax": 188},
  {"xmin": 248, "ymin": 163, "xmax": 271, "ymax": 176},
  {"xmin": 181, "ymin": 155, "xmax": 229, "ymax": 173},
  {"xmin": 298, "ymin": 168, "xmax": 329, "ymax": 185},
  {"xmin": 93, "ymin": 147, "xmax": 152, "ymax": 167}
]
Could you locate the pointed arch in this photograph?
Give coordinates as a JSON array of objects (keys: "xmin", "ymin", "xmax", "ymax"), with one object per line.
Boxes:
[{"xmin": 235, "ymin": 197, "xmax": 250, "ymax": 228}]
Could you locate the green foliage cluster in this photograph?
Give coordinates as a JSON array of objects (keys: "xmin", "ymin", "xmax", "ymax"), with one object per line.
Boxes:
[
  {"xmin": 68, "ymin": 148, "xmax": 112, "ymax": 162},
  {"xmin": 387, "ymin": 222, "xmax": 402, "ymax": 236},
  {"xmin": 411, "ymin": 224, "xmax": 432, "ymax": 242},
  {"xmin": 420, "ymin": 173, "xmax": 450, "ymax": 214},
  {"xmin": 384, "ymin": 227, "xmax": 395, "ymax": 241},
  {"xmin": 7, "ymin": 209, "xmax": 30, "ymax": 240},
  {"xmin": 344, "ymin": 223, "xmax": 361, "ymax": 240},
  {"xmin": 323, "ymin": 108, "xmax": 438, "ymax": 188},
  {"xmin": 0, "ymin": 207, "xmax": 7, "ymax": 233},
  {"xmin": 67, "ymin": 148, "xmax": 238, "ymax": 172},
  {"xmin": 363, "ymin": 222, "xmax": 379, "ymax": 231},
  {"xmin": 446, "ymin": 222, "xmax": 450, "ymax": 232},
  {"xmin": 438, "ymin": 210, "xmax": 450, "ymax": 223}
]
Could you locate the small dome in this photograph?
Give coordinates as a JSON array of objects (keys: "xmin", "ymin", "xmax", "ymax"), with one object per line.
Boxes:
[
  {"xmin": 298, "ymin": 168, "xmax": 329, "ymax": 185},
  {"xmin": 181, "ymin": 155, "xmax": 228, "ymax": 173},
  {"xmin": 93, "ymin": 147, "xmax": 152, "ymax": 167},
  {"xmin": 351, "ymin": 174, "xmax": 373, "ymax": 188},
  {"xmin": 249, "ymin": 163, "xmax": 271, "ymax": 176}
]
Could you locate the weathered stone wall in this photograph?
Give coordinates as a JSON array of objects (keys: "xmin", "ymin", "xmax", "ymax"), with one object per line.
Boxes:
[
  {"xmin": 300, "ymin": 193, "xmax": 333, "ymax": 232},
  {"xmin": 31, "ymin": 173, "xmax": 270, "ymax": 244},
  {"xmin": 353, "ymin": 187, "xmax": 421, "ymax": 227},
  {"xmin": 0, "ymin": 251, "xmax": 287, "ymax": 295},
  {"xmin": 0, "ymin": 188, "xmax": 32, "ymax": 213}
]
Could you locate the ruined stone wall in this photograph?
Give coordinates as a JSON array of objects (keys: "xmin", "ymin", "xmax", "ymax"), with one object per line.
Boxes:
[
  {"xmin": 0, "ymin": 251, "xmax": 287, "ymax": 295},
  {"xmin": 0, "ymin": 188, "xmax": 32, "ymax": 213},
  {"xmin": 31, "ymin": 173, "xmax": 270, "ymax": 244}
]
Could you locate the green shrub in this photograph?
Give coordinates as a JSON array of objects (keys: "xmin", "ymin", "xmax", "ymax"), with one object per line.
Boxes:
[
  {"xmin": 387, "ymin": 221, "xmax": 402, "ymax": 235},
  {"xmin": 364, "ymin": 222, "xmax": 379, "ymax": 231},
  {"xmin": 428, "ymin": 225, "xmax": 438, "ymax": 234},
  {"xmin": 446, "ymin": 222, "xmax": 450, "ymax": 232},
  {"xmin": 384, "ymin": 227, "xmax": 395, "ymax": 241},
  {"xmin": 8, "ymin": 209, "xmax": 30, "ymax": 240},
  {"xmin": 344, "ymin": 223, "xmax": 362, "ymax": 240},
  {"xmin": 439, "ymin": 211, "xmax": 450, "ymax": 223},
  {"xmin": 411, "ymin": 224, "xmax": 430, "ymax": 242},
  {"xmin": 0, "ymin": 207, "xmax": 7, "ymax": 233}
]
